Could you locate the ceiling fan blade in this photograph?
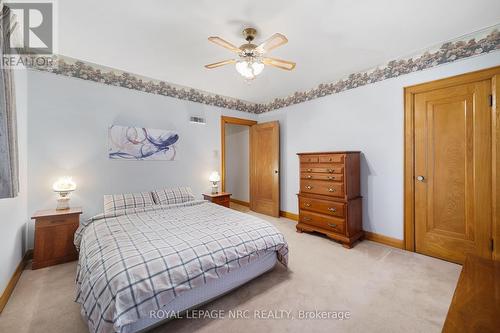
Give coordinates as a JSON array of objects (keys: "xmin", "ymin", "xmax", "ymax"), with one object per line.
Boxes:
[
  {"xmin": 208, "ymin": 37, "xmax": 242, "ymax": 53},
  {"xmin": 256, "ymin": 33, "xmax": 288, "ymax": 54},
  {"xmin": 263, "ymin": 57, "xmax": 296, "ymax": 71},
  {"xmin": 205, "ymin": 59, "xmax": 236, "ymax": 69}
]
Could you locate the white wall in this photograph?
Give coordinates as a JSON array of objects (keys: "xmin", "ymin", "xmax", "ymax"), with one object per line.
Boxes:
[
  {"xmin": 258, "ymin": 52, "xmax": 500, "ymax": 240},
  {"xmin": 225, "ymin": 124, "xmax": 249, "ymax": 202},
  {"xmin": 26, "ymin": 70, "xmax": 257, "ymax": 248},
  {"xmin": 0, "ymin": 69, "xmax": 28, "ymax": 294}
]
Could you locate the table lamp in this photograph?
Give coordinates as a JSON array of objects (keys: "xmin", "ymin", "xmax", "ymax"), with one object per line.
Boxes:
[
  {"xmin": 53, "ymin": 177, "xmax": 77, "ymax": 210},
  {"xmin": 208, "ymin": 171, "xmax": 220, "ymax": 194}
]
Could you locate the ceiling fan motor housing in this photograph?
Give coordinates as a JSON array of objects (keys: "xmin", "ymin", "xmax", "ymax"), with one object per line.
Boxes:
[
  {"xmin": 243, "ymin": 27, "xmax": 257, "ymax": 42},
  {"xmin": 239, "ymin": 43, "xmax": 258, "ymax": 57}
]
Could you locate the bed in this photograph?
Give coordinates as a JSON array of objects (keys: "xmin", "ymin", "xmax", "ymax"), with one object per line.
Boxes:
[{"xmin": 74, "ymin": 197, "xmax": 288, "ymax": 333}]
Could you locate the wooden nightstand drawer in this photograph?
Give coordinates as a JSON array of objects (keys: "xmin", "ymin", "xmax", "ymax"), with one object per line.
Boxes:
[
  {"xmin": 203, "ymin": 192, "xmax": 231, "ymax": 208},
  {"xmin": 36, "ymin": 217, "xmax": 76, "ymax": 228},
  {"xmin": 31, "ymin": 207, "xmax": 82, "ymax": 270}
]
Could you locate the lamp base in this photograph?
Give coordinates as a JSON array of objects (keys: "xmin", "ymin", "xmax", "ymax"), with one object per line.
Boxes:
[
  {"xmin": 56, "ymin": 197, "xmax": 70, "ymax": 210},
  {"xmin": 211, "ymin": 185, "xmax": 219, "ymax": 194}
]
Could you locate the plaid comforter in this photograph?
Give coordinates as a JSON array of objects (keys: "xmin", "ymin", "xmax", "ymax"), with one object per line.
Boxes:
[{"xmin": 74, "ymin": 200, "xmax": 288, "ymax": 333}]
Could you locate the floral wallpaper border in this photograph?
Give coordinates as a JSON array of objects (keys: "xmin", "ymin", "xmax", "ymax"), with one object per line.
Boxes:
[
  {"xmin": 27, "ymin": 25, "xmax": 500, "ymax": 114},
  {"xmin": 27, "ymin": 55, "xmax": 259, "ymax": 113},
  {"xmin": 254, "ymin": 26, "xmax": 500, "ymax": 113}
]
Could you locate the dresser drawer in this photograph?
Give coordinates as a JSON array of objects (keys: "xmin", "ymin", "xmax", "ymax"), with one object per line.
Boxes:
[
  {"xmin": 299, "ymin": 155, "xmax": 319, "ymax": 163},
  {"xmin": 299, "ymin": 210, "xmax": 345, "ymax": 234},
  {"xmin": 299, "ymin": 197, "xmax": 345, "ymax": 218},
  {"xmin": 301, "ymin": 173, "xmax": 344, "ymax": 182},
  {"xmin": 300, "ymin": 165, "xmax": 344, "ymax": 174},
  {"xmin": 301, "ymin": 180, "xmax": 344, "ymax": 198},
  {"xmin": 319, "ymin": 154, "xmax": 344, "ymax": 163}
]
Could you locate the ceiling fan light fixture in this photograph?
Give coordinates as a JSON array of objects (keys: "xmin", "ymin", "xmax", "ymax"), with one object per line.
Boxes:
[
  {"xmin": 206, "ymin": 28, "xmax": 295, "ymax": 80},
  {"xmin": 235, "ymin": 59, "xmax": 264, "ymax": 80}
]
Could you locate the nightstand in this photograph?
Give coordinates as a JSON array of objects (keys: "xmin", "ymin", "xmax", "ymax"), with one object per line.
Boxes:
[
  {"xmin": 203, "ymin": 192, "xmax": 231, "ymax": 208},
  {"xmin": 31, "ymin": 207, "xmax": 82, "ymax": 269}
]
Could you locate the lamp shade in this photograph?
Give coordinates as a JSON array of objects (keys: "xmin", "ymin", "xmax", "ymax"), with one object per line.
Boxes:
[
  {"xmin": 52, "ymin": 177, "xmax": 76, "ymax": 192},
  {"xmin": 208, "ymin": 171, "xmax": 220, "ymax": 182}
]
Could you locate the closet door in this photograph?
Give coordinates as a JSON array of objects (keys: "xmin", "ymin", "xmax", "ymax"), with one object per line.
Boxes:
[
  {"xmin": 414, "ymin": 79, "xmax": 492, "ymax": 263},
  {"xmin": 250, "ymin": 121, "xmax": 280, "ymax": 217}
]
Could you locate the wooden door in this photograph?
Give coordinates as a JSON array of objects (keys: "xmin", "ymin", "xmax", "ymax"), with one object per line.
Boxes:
[
  {"xmin": 250, "ymin": 121, "xmax": 280, "ymax": 217},
  {"xmin": 414, "ymin": 79, "xmax": 492, "ymax": 263}
]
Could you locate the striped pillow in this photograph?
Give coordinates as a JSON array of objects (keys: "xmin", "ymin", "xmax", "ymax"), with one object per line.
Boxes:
[
  {"xmin": 103, "ymin": 191, "xmax": 155, "ymax": 213},
  {"xmin": 152, "ymin": 186, "xmax": 195, "ymax": 205}
]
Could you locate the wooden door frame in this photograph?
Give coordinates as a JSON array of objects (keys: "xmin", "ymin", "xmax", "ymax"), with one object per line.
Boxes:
[
  {"xmin": 403, "ymin": 66, "xmax": 500, "ymax": 259},
  {"xmin": 220, "ymin": 116, "xmax": 257, "ymax": 193}
]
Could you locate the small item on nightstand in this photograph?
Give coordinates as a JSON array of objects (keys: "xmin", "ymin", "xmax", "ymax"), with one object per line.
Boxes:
[
  {"xmin": 208, "ymin": 171, "xmax": 221, "ymax": 194},
  {"xmin": 203, "ymin": 192, "xmax": 231, "ymax": 208},
  {"xmin": 52, "ymin": 176, "xmax": 77, "ymax": 210},
  {"xmin": 31, "ymin": 207, "xmax": 82, "ymax": 269}
]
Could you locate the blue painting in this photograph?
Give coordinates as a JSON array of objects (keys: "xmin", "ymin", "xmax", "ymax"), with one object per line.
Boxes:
[{"xmin": 108, "ymin": 125, "xmax": 179, "ymax": 160}]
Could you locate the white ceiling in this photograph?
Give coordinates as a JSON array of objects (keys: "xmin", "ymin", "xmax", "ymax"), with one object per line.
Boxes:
[{"xmin": 56, "ymin": 0, "xmax": 500, "ymax": 103}]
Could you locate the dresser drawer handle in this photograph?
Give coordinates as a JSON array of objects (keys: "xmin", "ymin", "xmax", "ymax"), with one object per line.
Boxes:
[
  {"xmin": 328, "ymin": 188, "xmax": 335, "ymax": 192},
  {"xmin": 306, "ymin": 175, "xmax": 312, "ymax": 179},
  {"xmin": 327, "ymin": 176, "xmax": 335, "ymax": 180},
  {"xmin": 306, "ymin": 168, "xmax": 312, "ymax": 172},
  {"xmin": 328, "ymin": 223, "xmax": 337, "ymax": 228},
  {"xmin": 328, "ymin": 207, "xmax": 337, "ymax": 212},
  {"xmin": 305, "ymin": 203, "xmax": 311, "ymax": 207},
  {"xmin": 303, "ymin": 217, "xmax": 311, "ymax": 222},
  {"xmin": 327, "ymin": 169, "xmax": 334, "ymax": 173},
  {"xmin": 305, "ymin": 185, "xmax": 313, "ymax": 190}
]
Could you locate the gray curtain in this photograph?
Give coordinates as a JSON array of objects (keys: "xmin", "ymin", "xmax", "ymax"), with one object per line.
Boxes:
[{"xmin": 0, "ymin": 4, "xmax": 19, "ymax": 198}]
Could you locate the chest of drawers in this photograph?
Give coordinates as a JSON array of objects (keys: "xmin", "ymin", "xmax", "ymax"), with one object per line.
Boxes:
[{"xmin": 296, "ymin": 151, "xmax": 363, "ymax": 248}]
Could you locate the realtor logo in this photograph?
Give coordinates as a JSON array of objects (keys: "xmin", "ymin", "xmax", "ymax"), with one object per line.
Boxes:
[{"xmin": 5, "ymin": 2, "xmax": 53, "ymax": 54}]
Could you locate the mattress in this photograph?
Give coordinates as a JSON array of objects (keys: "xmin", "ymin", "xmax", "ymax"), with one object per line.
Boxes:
[{"xmin": 122, "ymin": 251, "xmax": 278, "ymax": 333}]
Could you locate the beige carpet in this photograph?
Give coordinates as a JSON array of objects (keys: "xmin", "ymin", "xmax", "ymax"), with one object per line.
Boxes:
[{"xmin": 0, "ymin": 203, "xmax": 461, "ymax": 333}]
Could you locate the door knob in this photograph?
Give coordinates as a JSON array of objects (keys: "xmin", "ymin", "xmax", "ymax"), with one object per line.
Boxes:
[
  {"xmin": 274, "ymin": 170, "xmax": 279, "ymax": 174},
  {"xmin": 416, "ymin": 175, "xmax": 425, "ymax": 182}
]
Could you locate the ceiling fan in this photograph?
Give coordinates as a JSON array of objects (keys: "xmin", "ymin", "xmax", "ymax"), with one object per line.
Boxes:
[{"xmin": 205, "ymin": 28, "xmax": 296, "ymax": 80}]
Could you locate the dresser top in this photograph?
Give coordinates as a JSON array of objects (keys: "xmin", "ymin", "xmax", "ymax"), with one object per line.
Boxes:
[
  {"xmin": 297, "ymin": 151, "xmax": 360, "ymax": 155},
  {"xmin": 32, "ymin": 207, "xmax": 83, "ymax": 219}
]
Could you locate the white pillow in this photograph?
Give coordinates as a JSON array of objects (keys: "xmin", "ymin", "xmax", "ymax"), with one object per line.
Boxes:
[
  {"xmin": 152, "ymin": 186, "xmax": 195, "ymax": 205},
  {"xmin": 103, "ymin": 191, "xmax": 155, "ymax": 213}
]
